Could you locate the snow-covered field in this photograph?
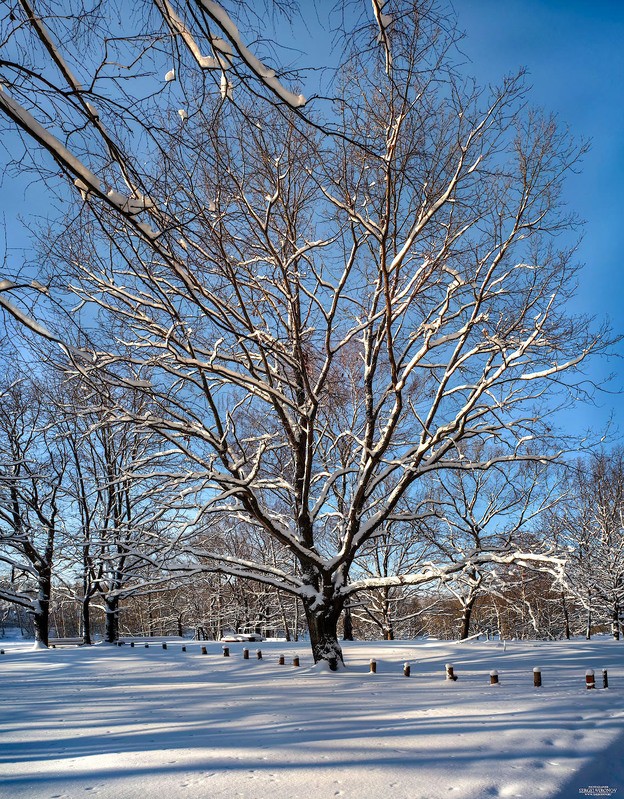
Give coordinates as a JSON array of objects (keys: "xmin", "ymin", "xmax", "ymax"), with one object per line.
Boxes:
[{"xmin": 1, "ymin": 637, "xmax": 623, "ymax": 799}]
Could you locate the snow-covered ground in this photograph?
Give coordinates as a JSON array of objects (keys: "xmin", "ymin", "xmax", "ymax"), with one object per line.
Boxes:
[{"xmin": 1, "ymin": 637, "xmax": 623, "ymax": 799}]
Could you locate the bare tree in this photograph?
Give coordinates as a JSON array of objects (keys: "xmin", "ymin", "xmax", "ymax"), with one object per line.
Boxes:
[
  {"xmin": 55, "ymin": 380, "xmax": 187, "ymax": 643},
  {"xmin": 350, "ymin": 517, "xmax": 436, "ymax": 640},
  {"xmin": 0, "ymin": 1, "xmax": 603, "ymax": 666},
  {"xmin": 555, "ymin": 450, "xmax": 624, "ymax": 640},
  {"xmin": 419, "ymin": 454, "xmax": 562, "ymax": 639},
  {"xmin": 0, "ymin": 374, "xmax": 67, "ymax": 647}
]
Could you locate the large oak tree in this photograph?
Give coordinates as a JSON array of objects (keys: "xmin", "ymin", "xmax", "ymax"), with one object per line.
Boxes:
[{"xmin": 0, "ymin": 1, "xmax": 601, "ymax": 665}]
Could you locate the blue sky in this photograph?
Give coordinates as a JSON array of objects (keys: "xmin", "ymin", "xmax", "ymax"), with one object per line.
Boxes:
[
  {"xmin": 455, "ymin": 0, "xmax": 624, "ymax": 439},
  {"xmin": 0, "ymin": 0, "xmax": 622, "ymax": 440}
]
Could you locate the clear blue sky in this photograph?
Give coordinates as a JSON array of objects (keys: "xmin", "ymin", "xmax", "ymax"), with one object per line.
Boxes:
[
  {"xmin": 455, "ymin": 0, "xmax": 624, "ymax": 439},
  {"xmin": 0, "ymin": 0, "xmax": 622, "ymax": 439}
]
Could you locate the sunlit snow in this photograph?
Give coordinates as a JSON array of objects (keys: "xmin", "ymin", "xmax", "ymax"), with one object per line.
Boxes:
[{"xmin": 1, "ymin": 636, "xmax": 623, "ymax": 799}]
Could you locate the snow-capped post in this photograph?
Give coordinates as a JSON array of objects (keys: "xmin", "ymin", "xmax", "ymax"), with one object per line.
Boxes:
[
  {"xmin": 243, "ymin": 648, "xmax": 249, "ymax": 659},
  {"xmin": 490, "ymin": 670, "xmax": 499, "ymax": 685},
  {"xmin": 369, "ymin": 659, "xmax": 377, "ymax": 674},
  {"xmin": 278, "ymin": 655, "xmax": 285, "ymax": 665},
  {"xmin": 222, "ymin": 646, "xmax": 230, "ymax": 657},
  {"xmin": 201, "ymin": 646, "xmax": 207, "ymax": 655},
  {"xmin": 533, "ymin": 667, "xmax": 542, "ymax": 687},
  {"xmin": 585, "ymin": 670, "xmax": 595, "ymax": 689},
  {"xmin": 256, "ymin": 649, "xmax": 262, "ymax": 660},
  {"xmin": 445, "ymin": 664, "xmax": 457, "ymax": 682},
  {"xmin": 403, "ymin": 662, "xmax": 411, "ymax": 677},
  {"xmin": 293, "ymin": 656, "xmax": 300, "ymax": 667},
  {"xmin": 602, "ymin": 669, "xmax": 609, "ymax": 689}
]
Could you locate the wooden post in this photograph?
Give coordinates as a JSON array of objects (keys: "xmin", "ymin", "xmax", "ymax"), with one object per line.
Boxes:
[
  {"xmin": 278, "ymin": 655, "xmax": 285, "ymax": 665},
  {"xmin": 445, "ymin": 663, "xmax": 457, "ymax": 681},
  {"xmin": 222, "ymin": 646, "xmax": 230, "ymax": 657},
  {"xmin": 0, "ymin": 649, "xmax": 4, "ymax": 655},
  {"xmin": 130, "ymin": 642, "xmax": 135, "ymax": 647},
  {"xmin": 182, "ymin": 646, "xmax": 186, "ymax": 652},
  {"xmin": 162, "ymin": 643, "xmax": 167, "ymax": 650},
  {"xmin": 145, "ymin": 644, "xmax": 149, "ymax": 648},
  {"xmin": 490, "ymin": 670, "xmax": 499, "ymax": 685},
  {"xmin": 403, "ymin": 662, "xmax": 411, "ymax": 677},
  {"xmin": 602, "ymin": 668, "xmax": 609, "ymax": 689},
  {"xmin": 201, "ymin": 645, "xmax": 207, "ymax": 655},
  {"xmin": 586, "ymin": 669, "xmax": 596, "ymax": 689},
  {"xmin": 533, "ymin": 667, "xmax": 542, "ymax": 687},
  {"xmin": 369, "ymin": 659, "xmax": 377, "ymax": 674},
  {"xmin": 256, "ymin": 649, "xmax": 262, "ymax": 660},
  {"xmin": 293, "ymin": 655, "xmax": 300, "ymax": 667},
  {"xmin": 243, "ymin": 648, "xmax": 249, "ymax": 659}
]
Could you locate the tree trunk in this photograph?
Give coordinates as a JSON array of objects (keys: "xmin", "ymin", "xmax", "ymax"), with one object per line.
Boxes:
[
  {"xmin": 33, "ymin": 598, "xmax": 50, "ymax": 647},
  {"xmin": 342, "ymin": 605, "xmax": 354, "ymax": 641},
  {"xmin": 561, "ymin": 591, "xmax": 570, "ymax": 640},
  {"xmin": 382, "ymin": 590, "xmax": 393, "ymax": 640},
  {"xmin": 82, "ymin": 595, "xmax": 92, "ymax": 645},
  {"xmin": 459, "ymin": 597, "xmax": 476, "ymax": 640},
  {"xmin": 612, "ymin": 605, "xmax": 620, "ymax": 640},
  {"xmin": 304, "ymin": 603, "xmax": 344, "ymax": 670},
  {"xmin": 276, "ymin": 591, "xmax": 292, "ymax": 641},
  {"xmin": 33, "ymin": 571, "xmax": 51, "ymax": 647},
  {"xmin": 105, "ymin": 596, "xmax": 120, "ymax": 643}
]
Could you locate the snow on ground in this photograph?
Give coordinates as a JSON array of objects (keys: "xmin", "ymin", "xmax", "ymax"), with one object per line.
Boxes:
[{"xmin": 1, "ymin": 637, "xmax": 623, "ymax": 799}]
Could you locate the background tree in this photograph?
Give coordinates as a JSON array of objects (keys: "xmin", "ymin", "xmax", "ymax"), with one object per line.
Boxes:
[
  {"xmin": 420, "ymin": 455, "xmax": 561, "ymax": 639},
  {"xmin": 0, "ymin": 1, "xmax": 603, "ymax": 665},
  {"xmin": 555, "ymin": 450, "xmax": 624, "ymax": 640},
  {"xmin": 0, "ymin": 373, "xmax": 67, "ymax": 646}
]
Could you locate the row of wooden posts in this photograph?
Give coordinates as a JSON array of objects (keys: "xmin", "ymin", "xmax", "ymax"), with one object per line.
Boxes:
[
  {"xmin": 0, "ymin": 646, "xmax": 610, "ymax": 688},
  {"xmin": 370, "ymin": 659, "xmax": 610, "ymax": 688},
  {"xmin": 115, "ymin": 641, "xmax": 302, "ymax": 667},
  {"xmin": 110, "ymin": 644, "xmax": 613, "ymax": 687}
]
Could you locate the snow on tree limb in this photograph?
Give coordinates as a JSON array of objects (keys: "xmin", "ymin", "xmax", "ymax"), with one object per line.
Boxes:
[
  {"xmin": 371, "ymin": 0, "xmax": 393, "ymax": 75},
  {"xmin": 153, "ymin": 0, "xmax": 305, "ymax": 107},
  {"xmin": 344, "ymin": 550, "xmax": 564, "ymax": 597},
  {"xmin": 195, "ymin": 0, "xmax": 306, "ymax": 107},
  {"xmin": 154, "ymin": 0, "xmax": 223, "ymax": 69}
]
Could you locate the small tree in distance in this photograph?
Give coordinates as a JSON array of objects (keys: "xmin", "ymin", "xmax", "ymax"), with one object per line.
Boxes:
[
  {"xmin": 0, "ymin": 1, "xmax": 606, "ymax": 666},
  {"xmin": 555, "ymin": 450, "xmax": 624, "ymax": 640}
]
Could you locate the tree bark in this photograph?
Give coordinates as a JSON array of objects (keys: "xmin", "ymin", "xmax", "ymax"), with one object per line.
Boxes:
[
  {"xmin": 342, "ymin": 605, "xmax": 354, "ymax": 641},
  {"xmin": 82, "ymin": 596, "xmax": 92, "ymax": 645},
  {"xmin": 304, "ymin": 602, "xmax": 344, "ymax": 670},
  {"xmin": 585, "ymin": 605, "xmax": 592, "ymax": 640},
  {"xmin": 33, "ymin": 597, "xmax": 50, "ymax": 647},
  {"xmin": 459, "ymin": 597, "xmax": 476, "ymax": 640},
  {"xmin": 612, "ymin": 605, "xmax": 620, "ymax": 640},
  {"xmin": 105, "ymin": 596, "xmax": 120, "ymax": 643},
  {"xmin": 33, "ymin": 569, "xmax": 52, "ymax": 647},
  {"xmin": 561, "ymin": 591, "xmax": 570, "ymax": 640}
]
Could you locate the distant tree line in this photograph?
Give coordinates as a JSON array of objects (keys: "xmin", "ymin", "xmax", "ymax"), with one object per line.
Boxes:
[{"xmin": 1, "ymin": 363, "xmax": 622, "ymax": 645}]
